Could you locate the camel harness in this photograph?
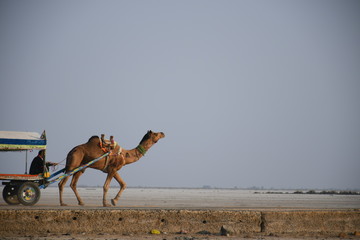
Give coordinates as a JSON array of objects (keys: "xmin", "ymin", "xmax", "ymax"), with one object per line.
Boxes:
[{"xmin": 99, "ymin": 134, "xmax": 123, "ymax": 172}]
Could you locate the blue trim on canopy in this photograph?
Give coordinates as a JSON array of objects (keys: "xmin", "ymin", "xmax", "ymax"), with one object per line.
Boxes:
[{"xmin": 0, "ymin": 138, "xmax": 46, "ymax": 146}]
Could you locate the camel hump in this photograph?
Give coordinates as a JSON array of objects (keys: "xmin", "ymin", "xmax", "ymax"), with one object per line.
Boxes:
[{"xmin": 88, "ymin": 135, "xmax": 100, "ymax": 143}]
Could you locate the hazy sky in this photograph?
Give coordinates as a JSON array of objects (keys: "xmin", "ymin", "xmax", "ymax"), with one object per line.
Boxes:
[{"xmin": 1, "ymin": 0, "xmax": 359, "ymax": 189}]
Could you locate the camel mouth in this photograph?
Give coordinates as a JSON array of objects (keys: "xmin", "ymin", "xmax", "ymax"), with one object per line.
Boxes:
[{"xmin": 153, "ymin": 132, "xmax": 165, "ymax": 143}]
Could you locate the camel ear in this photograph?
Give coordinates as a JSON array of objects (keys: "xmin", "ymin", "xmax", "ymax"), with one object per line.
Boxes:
[{"xmin": 148, "ymin": 130, "xmax": 152, "ymax": 133}]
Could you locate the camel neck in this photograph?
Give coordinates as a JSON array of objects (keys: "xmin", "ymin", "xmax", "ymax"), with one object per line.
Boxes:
[
  {"xmin": 123, "ymin": 147, "xmax": 143, "ymax": 165},
  {"xmin": 136, "ymin": 145, "xmax": 147, "ymax": 156},
  {"xmin": 123, "ymin": 141, "xmax": 154, "ymax": 165}
]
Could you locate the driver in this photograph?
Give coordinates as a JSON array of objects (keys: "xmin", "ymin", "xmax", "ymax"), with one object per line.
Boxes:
[{"xmin": 29, "ymin": 150, "xmax": 58, "ymax": 175}]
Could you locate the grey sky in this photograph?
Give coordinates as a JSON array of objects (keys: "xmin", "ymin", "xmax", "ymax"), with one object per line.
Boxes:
[{"xmin": 1, "ymin": 0, "xmax": 359, "ymax": 189}]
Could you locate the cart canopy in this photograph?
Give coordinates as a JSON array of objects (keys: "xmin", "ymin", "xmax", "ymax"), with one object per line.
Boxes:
[{"xmin": 0, "ymin": 131, "xmax": 46, "ymax": 151}]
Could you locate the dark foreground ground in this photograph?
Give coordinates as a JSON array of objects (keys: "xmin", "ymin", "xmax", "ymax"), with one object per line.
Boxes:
[
  {"xmin": 1, "ymin": 234, "xmax": 359, "ymax": 240},
  {"xmin": 1, "ymin": 188, "xmax": 359, "ymax": 239}
]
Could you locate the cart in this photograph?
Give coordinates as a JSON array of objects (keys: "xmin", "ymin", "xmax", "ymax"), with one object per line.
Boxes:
[{"xmin": 0, "ymin": 131, "xmax": 108, "ymax": 206}]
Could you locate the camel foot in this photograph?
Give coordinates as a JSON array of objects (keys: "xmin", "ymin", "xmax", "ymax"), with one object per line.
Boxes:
[
  {"xmin": 103, "ymin": 203, "xmax": 112, "ymax": 207},
  {"xmin": 111, "ymin": 199, "xmax": 118, "ymax": 206},
  {"xmin": 60, "ymin": 203, "xmax": 68, "ymax": 206},
  {"xmin": 78, "ymin": 202, "xmax": 85, "ymax": 206}
]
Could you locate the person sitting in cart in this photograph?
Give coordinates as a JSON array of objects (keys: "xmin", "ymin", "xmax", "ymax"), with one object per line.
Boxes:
[{"xmin": 29, "ymin": 150, "xmax": 58, "ymax": 175}]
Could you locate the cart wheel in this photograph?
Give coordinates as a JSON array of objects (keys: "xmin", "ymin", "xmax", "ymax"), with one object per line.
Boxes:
[
  {"xmin": 2, "ymin": 185, "xmax": 20, "ymax": 205},
  {"xmin": 17, "ymin": 182, "xmax": 41, "ymax": 206}
]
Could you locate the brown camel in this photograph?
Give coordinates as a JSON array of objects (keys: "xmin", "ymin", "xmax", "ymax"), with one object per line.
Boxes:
[{"xmin": 58, "ymin": 130, "xmax": 165, "ymax": 207}]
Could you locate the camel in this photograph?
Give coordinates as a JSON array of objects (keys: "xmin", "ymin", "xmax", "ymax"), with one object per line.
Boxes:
[{"xmin": 58, "ymin": 130, "xmax": 165, "ymax": 207}]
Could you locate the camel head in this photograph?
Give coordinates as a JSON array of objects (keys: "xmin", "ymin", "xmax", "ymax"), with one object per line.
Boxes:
[
  {"xmin": 139, "ymin": 130, "xmax": 165, "ymax": 146},
  {"xmin": 151, "ymin": 130, "xmax": 165, "ymax": 143}
]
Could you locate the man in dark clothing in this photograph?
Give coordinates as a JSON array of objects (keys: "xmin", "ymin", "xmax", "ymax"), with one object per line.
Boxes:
[{"xmin": 29, "ymin": 150, "xmax": 57, "ymax": 175}]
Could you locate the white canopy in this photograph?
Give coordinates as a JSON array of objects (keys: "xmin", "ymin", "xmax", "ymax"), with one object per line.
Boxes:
[{"xmin": 0, "ymin": 131, "xmax": 46, "ymax": 151}]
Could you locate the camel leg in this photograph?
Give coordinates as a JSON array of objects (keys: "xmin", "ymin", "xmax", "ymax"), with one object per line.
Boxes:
[
  {"xmin": 58, "ymin": 176, "xmax": 70, "ymax": 206},
  {"xmin": 70, "ymin": 171, "xmax": 85, "ymax": 206},
  {"xmin": 103, "ymin": 171, "xmax": 115, "ymax": 207},
  {"xmin": 111, "ymin": 172, "xmax": 126, "ymax": 206}
]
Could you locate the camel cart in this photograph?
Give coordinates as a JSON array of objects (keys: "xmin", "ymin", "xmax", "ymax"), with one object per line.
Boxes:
[{"xmin": 0, "ymin": 131, "xmax": 109, "ymax": 206}]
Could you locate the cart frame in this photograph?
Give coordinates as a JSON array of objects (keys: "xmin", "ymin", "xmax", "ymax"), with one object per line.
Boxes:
[{"xmin": 0, "ymin": 131, "xmax": 108, "ymax": 206}]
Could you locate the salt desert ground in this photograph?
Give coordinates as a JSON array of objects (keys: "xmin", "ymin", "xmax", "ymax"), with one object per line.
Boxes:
[{"xmin": 1, "ymin": 187, "xmax": 359, "ymax": 209}]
